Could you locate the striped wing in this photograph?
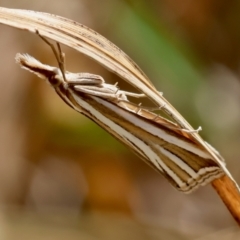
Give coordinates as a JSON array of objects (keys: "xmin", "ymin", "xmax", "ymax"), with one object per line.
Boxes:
[{"xmin": 67, "ymin": 92, "xmax": 224, "ymax": 193}]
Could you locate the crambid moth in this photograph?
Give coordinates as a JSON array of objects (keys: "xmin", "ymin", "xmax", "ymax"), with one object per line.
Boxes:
[
  {"xmin": 1, "ymin": 6, "xmax": 240, "ymax": 224},
  {"xmin": 0, "ymin": 7, "xmax": 233, "ymax": 175},
  {"xmin": 15, "ymin": 34, "xmax": 226, "ymax": 193}
]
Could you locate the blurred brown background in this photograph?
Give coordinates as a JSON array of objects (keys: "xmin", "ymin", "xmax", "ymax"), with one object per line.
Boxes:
[{"xmin": 0, "ymin": 0, "xmax": 240, "ymax": 239}]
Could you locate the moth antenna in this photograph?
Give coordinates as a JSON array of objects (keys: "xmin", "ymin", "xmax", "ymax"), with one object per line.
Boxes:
[{"xmin": 36, "ymin": 30, "xmax": 67, "ymax": 82}]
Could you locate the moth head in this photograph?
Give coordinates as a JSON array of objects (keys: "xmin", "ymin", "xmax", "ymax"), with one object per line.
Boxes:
[{"xmin": 15, "ymin": 53, "xmax": 63, "ymax": 87}]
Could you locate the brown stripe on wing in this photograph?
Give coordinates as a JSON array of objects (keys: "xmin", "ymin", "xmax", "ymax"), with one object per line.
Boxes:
[
  {"xmin": 164, "ymin": 144, "xmax": 220, "ymax": 171},
  {"xmin": 158, "ymin": 144, "xmax": 223, "ymax": 191}
]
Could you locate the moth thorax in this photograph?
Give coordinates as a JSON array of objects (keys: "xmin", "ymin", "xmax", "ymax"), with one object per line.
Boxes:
[{"xmin": 48, "ymin": 68, "xmax": 64, "ymax": 87}]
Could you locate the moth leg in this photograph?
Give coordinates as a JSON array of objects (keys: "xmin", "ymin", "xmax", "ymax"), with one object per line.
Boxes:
[
  {"xmin": 139, "ymin": 103, "xmax": 167, "ymax": 113},
  {"xmin": 118, "ymin": 91, "xmax": 163, "ymax": 99},
  {"xmin": 120, "ymin": 91, "xmax": 145, "ymax": 98},
  {"xmin": 181, "ymin": 126, "xmax": 202, "ymax": 133},
  {"xmin": 36, "ymin": 30, "xmax": 67, "ymax": 82},
  {"xmin": 66, "ymin": 74, "xmax": 104, "ymax": 87},
  {"xmin": 73, "ymin": 85, "xmax": 119, "ymax": 101},
  {"xmin": 56, "ymin": 43, "xmax": 67, "ymax": 81}
]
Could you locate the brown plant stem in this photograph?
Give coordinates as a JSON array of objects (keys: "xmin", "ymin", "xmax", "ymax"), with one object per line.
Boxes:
[{"xmin": 212, "ymin": 175, "xmax": 240, "ymax": 226}]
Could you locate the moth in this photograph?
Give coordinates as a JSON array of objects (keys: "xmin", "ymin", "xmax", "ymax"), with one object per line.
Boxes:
[
  {"xmin": 15, "ymin": 34, "xmax": 226, "ymax": 193},
  {"xmin": 0, "ymin": 7, "xmax": 232, "ymax": 180}
]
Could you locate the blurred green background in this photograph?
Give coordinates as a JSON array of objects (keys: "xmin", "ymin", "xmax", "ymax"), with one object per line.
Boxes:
[{"xmin": 0, "ymin": 0, "xmax": 240, "ymax": 239}]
